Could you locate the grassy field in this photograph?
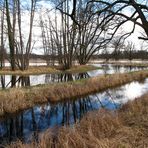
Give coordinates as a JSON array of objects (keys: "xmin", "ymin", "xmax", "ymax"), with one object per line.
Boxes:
[
  {"xmin": 0, "ymin": 70, "xmax": 148, "ymax": 117},
  {"xmin": 7, "ymin": 93, "xmax": 148, "ymax": 148},
  {"xmin": 0, "ymin": 65, "xmax": 100, "ymax": 75}
]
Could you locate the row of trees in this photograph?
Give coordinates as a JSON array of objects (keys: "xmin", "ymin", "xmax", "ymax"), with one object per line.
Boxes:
[
  {"xmin": 0, "ymin": 0, "xmax": 148, "ymax": 70},
  {"xmin": 0, "ymin": 0, "xmax": 37, "ymax": 70},
  {"xmin": 40, "ymin": 0, "xmax": 112, "ymax": 69}
]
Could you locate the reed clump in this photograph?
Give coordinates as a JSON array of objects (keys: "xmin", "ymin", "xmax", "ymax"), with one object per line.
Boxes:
[
  {"xmin": 7, "ymin": 93, "xmax": 148, "ymax": 148},
  {"xmin": 0, "ymin": 70, "xmax": 148, "ymax": 117}
]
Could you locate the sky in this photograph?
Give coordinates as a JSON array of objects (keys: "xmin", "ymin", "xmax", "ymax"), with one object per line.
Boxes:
[
  {"xmin": 1, "ymin": 0, "xmax": 148, "ymax": 55},
  {"xmin": 32, "ymin": 0, "xmax": 148, "ymax": 54}
]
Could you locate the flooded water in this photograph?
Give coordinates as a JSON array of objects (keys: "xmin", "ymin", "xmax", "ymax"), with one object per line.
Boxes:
[
  {"xmin": 0, "ymin": 77, "xmax": 148, "ymax": 144},
  {"xmin": 0, "ymin": 64, "xmax": 146, "ymax": 89}
]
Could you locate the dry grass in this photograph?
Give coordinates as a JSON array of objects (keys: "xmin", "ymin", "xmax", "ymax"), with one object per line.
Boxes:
[
  {"xmin": 7, "ymin": 93, "xmax": 148, "ymax": 148},
  {"xmin": 0, "ymin": 66, "xmax": 59, "ymax": 75},
  {"xmin": 0, "ymin": 65, "xmax": 99, "ymax": 75},
  {"xmin": 65, "ymin": 65, "xmax": 101, "ymax": 73},
  {"xmin": 0, "ymin": 70, "xmax": 148, "ymax": 117}
]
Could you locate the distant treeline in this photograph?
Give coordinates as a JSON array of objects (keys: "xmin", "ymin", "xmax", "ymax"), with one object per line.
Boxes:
[
  {"xmin": 3, "ymin": 50, "xmax": 148, "ymax": 62},
  {"xmin": 94, "ymin": 50, "xmax": 148, "ymax": 60}
]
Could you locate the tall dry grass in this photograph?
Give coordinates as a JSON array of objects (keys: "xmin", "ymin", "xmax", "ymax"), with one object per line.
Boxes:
[
  {"xmin": 0, "ymin": 70, "xmax": 148, "ymax": 117},
  {"xmin": 7, "ymin": 93, "xmax": 148, "ymax": 148}
]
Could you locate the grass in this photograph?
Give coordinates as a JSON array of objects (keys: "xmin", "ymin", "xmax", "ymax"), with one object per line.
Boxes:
[
  {"xmin": 0, "ymin": 66, "xmax": 60, "ymax": 75},
  {"xmin": 0, "ymin": 70, "xmax": 148, "ymax": 117},
  {"xmin": 0, "ymin": 65, "xmax": 100, "ymax": 75},
  {"xmin": 65, "ymin": 65, "xmax": 101, "ymax": 73},
  {"xmin": 6, "ymin": 93, "xmax": 148, "ymax": 148}
]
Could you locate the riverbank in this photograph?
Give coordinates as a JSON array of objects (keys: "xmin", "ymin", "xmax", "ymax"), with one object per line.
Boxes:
[
  {"xmin": 7, "ymin": 92, "xmax": 148, "ymax": 148},
  {"xmin": 0, "ymin": 65, "xmax": 99, "ymax": 75},
  {"xmin": 0, "ymin": 70, "xmax": 148, "ymax": 117}
]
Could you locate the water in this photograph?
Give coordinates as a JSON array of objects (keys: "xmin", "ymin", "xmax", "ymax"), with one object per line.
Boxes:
[
  {"xmin": 0, "ymin": 73, "xmax": 90, "ymax": 89},
  {"xmin": 0, "ymin": 77, "xmax": 148, "ymax": 144},
  {"xmin": 0, "ymin": 64, "xmax": 146, "ymax": 89}
]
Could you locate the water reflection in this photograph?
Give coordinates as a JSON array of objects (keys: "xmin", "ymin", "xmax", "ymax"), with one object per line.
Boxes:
[
  {"xmin": 0, "ymin": 78, "xmax": 148, "ymax": 144},
  {"xmin": 0, "ymin": 76, "xmax": 30, "ymax": 89},
  {"xmin": 0, "ymin": 65, "xmax": 146, "ymax": 89},
  {"xmin": 87, "ymin": 64, "xmax": 146, "ymax": 77}
]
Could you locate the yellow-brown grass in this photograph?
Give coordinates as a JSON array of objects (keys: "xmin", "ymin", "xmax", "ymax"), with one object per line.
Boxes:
[
  {"xmin": 65, "ymin": 65, "xmax": 101, "ymax": 73},
  {"xmin": 0, "ymin": 70, "xmax": 148, "ymax": 117},
  {"xmin": 7, "ymin": 93, "xmax": 148, "ymax": 148},
  {"xmin": 0, "ymin": 65, "xmax": 99, "ymax": 75},
  {"xmin": 0, "ymin": 66, "xmax": 59, "ymax": 75}
]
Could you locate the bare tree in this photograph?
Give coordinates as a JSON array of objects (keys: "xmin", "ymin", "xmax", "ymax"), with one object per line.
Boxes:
[
  {"xmin": 5, "ymin": 0, "xmax": 37, "ymax": 70},
  {"xmin": 15, "ymin": 0, "xmax": 37, "ymax": 70},
  {"xmin": 40, "ymin": 12, "xmax": 57, "ymax": 66},
  {"xmin": 125, "ymin": 41, "xmax": 135, "ymax": 62},
  {"xmin": 45, "ymin": 0, "xmax": 77, "ymax": 69},
  {"xmin": 51, "ymin": 0, "xmax": 113, "ymax": 65},
  {"xmin": 5, "ymin": 0, "xmax": 16, "ymax": 70},
  {"xmin": 87, "ymin": 0, "xmax": 148, "ymax": 41},
  {"xmin": 0, "ymin": 1, "xmax": 6, "ymax": 69},
  {"xmin": 111, "ymin": 36, "xmax": 125, "ymax": 61},
  {"xmin": 75, "ymin": 1, "xmax": 111, "ymax": 64}
]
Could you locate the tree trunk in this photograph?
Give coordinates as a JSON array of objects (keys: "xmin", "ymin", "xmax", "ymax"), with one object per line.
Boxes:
[{"xmin": 5, "ymin": 0, "xmax": 16, "ymax": 71}]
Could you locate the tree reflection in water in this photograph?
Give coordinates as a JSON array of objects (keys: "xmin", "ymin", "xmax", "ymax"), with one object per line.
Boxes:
[
  {"xmin": 0, "ymin": 73, "xmax": 90, "ymax": 89},
  {"xmin": 0, "ymin": 75, "xmax": 30, "ymax": 89},
  {"xmin": 45, "ymin": 72, "xmax": 90, "ymax": 83},
  {"xmin": 0, "ymin": 65, "xmax": 146, "ymax": 89},
  {"xmin": 0, "ymin": 90, "xmax": 120, "ymax": 144}
]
